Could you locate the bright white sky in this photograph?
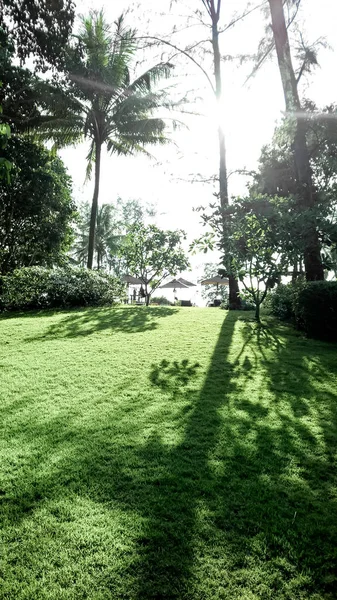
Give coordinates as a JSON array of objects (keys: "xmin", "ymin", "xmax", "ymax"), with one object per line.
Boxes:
[{"xmin": 60, "ymin": 0, "xmax": 337, "ymax": 285}]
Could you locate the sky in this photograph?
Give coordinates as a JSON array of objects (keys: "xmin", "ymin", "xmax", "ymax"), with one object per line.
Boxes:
[{"xmin": 59, "ymin": 0, "xmax": 337, "ymax": 283}]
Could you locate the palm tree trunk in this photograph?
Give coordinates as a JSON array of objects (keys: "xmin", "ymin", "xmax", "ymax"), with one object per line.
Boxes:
[
  {"xmin": 211, "ymin": 5, "xmax": 241, "ymax": 308},
  {"xmin": 268, "ymin": 0, "xmax": 324, "ymax": 281},
  {"xmin": 87, "ymin": 139, "xmax": 101, "ymax": 269}
]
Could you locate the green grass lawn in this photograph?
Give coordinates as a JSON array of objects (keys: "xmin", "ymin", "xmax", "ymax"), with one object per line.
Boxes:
[{"xmin": 1, "ymin": 306, "xmax": 337, "ymax": 600}]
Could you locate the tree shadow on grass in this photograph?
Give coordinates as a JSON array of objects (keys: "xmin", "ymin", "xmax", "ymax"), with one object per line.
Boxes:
[
  {"xmin": 149, "ymin": 359, "xmax": 201, "ymax": 398},
  {"xmin": 2, "ymin": 313, "xmax": 337, "ymax": 599},
  {"xmin": 26, "ymin": 306, "xmax": 178, "ymax": 340},
  {"xmin": 131, "ymin": 315, "xmax": 337, "ymax": 598}
]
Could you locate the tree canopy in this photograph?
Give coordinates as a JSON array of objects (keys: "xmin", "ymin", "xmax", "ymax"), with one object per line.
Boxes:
[
  {"xmin": 0, "ymin": 0, "xmax": 75, "ymax": 71},
  {"xmin": 0, "ymin": 137, "xmax": 75, "ymax": 275}
]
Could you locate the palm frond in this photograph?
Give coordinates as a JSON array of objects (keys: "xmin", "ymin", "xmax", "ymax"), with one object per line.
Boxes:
[
  {"xmin": 114, "ymin": 117, "xmax": 166, "ymax": 140},
  {"xmin": 106, "ymin": 137, "xmax": 135, "ymax": 156},
  {"xmin": 28, "ymin": 11, "xmax": 178, "ymax": 191},
  {"xmin": 113, "ymin": 91, "xmax": 173, "ymax": 123},
  {"xmin": 28, "ymin": 115, "xmax": 84, "ymax": 147},
  {"xmin": 126, "ymin": 62, "xmax": 174, "ymax": 95}
]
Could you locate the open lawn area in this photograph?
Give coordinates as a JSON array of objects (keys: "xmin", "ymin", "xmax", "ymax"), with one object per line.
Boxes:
[{"xmin": 0, "ymin": 306, "xmax": 337, "ymax": 600}]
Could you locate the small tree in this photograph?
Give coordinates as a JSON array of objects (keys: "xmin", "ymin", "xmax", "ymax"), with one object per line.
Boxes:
[
  {"xmin": 222, "ymin": 195, "xmax": 292, "ymax": 322},
  {"xmin": 121, "ymin": 224, "xmax": 190, "ymax": 306}
]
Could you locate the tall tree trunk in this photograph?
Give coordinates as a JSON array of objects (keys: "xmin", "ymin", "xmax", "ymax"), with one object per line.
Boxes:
[
  {"xmin": 87, "ymin": 139, "xmax": 101, "ymax": 269},
  {"xmin": 268, "ymin": 0, "xmax": 324, "ymax": 281},
  {"xmin": 210, "ymin": 3, "xmax": 241, "ymax": 307}
]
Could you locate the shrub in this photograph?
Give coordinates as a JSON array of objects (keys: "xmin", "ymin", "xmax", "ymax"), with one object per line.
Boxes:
[
  {"xmin": 0, "ymin": 266, "xmax": 125, "ymax": 311},
  {"xmin": 293, "ymin": 281, "xmax": 337, "ymax": 341},
  {"xmin": 150, "ymin": 295, "xmax": 172, "ymax": 306},
  {"xmin": 268, "ymin": 283, "xmax": 297, "ymax": 321}
]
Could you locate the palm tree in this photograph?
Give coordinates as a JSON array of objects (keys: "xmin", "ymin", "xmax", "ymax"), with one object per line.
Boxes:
[
  {"xmin": 72, "ymin": 202, "xmax": 122, "ymax": 270},
  {"xmin": 96, "ymin": 204, "xmax": 122, "ymax": 270},
  {"xmin": 38, "ymin": 11, "xmax": 176, "ymax": 268}
]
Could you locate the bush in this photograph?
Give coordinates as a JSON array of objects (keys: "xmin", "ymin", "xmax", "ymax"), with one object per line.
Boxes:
[
  {"xmin": 0, "ymin": 266, "xmax": 125, "ymax": 311},
  {"xmin": 150, "ymin": 295, "xmax": 172, "ymax": 306},
  {"xmin": 293, "ymin": 281, "xmax": 337, "ymax": 341},
  {"xmin": 268, "ymin": 283, "xmax": 296, "ymax": 321}
]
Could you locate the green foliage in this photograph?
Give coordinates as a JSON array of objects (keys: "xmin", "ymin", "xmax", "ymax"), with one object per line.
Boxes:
[
  {"xmin": 71, "ymin": 202, "xmax": 122, "ymax": 270},
  {"xmin": 222, "ymin": 195, "xmax": 291, "ymax": 321},
  {"xmin": 293, "ymin": 281, "xmax": 337, "ymax": 341},
  {"xmin": 235, "ymin": 298, "xmax": 256, "ymax": 311},
  {"xmin": 0, "ymin": 0, "xmax": 75, "ymax": 71},
  {"xmin": 268, "ymin": 283, "xmax": 297, "ymax": 321},
  {"xmin": 0, "ymin": 137, "xmax": 75, "ymax": 275},
  {"xmin": 71, "ymin": 198, "xmax": 156, "ymax": 272},
  {"xmin": 0, "ymin": 266, "xmax": 125, "ymax": 311},
  {"xmin": 121, "ymin": 223, "xmax": 190, "ymax": 304},
  {"xmin": 252, "ymin": 106, "xmax": 337, "ymax": 274},
  {"xmin": 270, "ymin": 280, "xmax": 337, "ymax": 341},
  {"xmin": 253, "ymin": 104, "xmax": 337, "ymax": 202},
  {"xmin": 34, "ymin": 11, "xmax": 178, "ymax": 267},
  {"xmin": 54, "ymin": 10, "xmax": 176, "ymax": 156},
  {"xmin": 150, "ymin": 295, "xmax": 172, "ymax": 305}
]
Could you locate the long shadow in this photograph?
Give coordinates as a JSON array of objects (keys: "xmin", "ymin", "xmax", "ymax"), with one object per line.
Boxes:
[
  {"xmin": 122, "ymin": 312, "xmax": 239, "ymax": 599},
  {"xmin": 25, "ymin": 306, "xmax": 178, "ymax": 340}
]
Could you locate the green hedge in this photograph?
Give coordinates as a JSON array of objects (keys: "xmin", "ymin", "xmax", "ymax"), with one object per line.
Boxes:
[
  {"xmin": 270, "ymin": 280, "xmax": 337, "ymax": 341},
  {"xmin": 0, "ymin": 266, "xmax": 125, "ymax": 311}
]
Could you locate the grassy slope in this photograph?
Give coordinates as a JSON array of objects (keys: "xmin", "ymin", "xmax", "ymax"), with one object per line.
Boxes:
[{"xmin": 0, "ymin": 306, "xmax": 336, "ymax": 600}]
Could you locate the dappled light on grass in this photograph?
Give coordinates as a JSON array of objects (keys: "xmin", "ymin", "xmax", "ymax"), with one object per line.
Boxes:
[{"xmin": 0, "ymin": 308, "xmax": 336, "ymax": 599}]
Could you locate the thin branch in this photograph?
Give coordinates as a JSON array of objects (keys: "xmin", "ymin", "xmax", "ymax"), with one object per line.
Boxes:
[
  {"xmin": 296, "ymin": 60, "xmax": 306, "ymax": 84},
  {"xmin": 135, "ymin": 35, "xmax": 215, "ymax": 93},
  {"xmin": 220, "ymin": 1, "xmax": 268, "ymax": 34},
  {"xmin": 201, "ymin": 0, "xmax": 212, "ymax": 18},
  {"xmin": 244, "ymin": 39, "xmax": 275, "ymax": 86}
]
